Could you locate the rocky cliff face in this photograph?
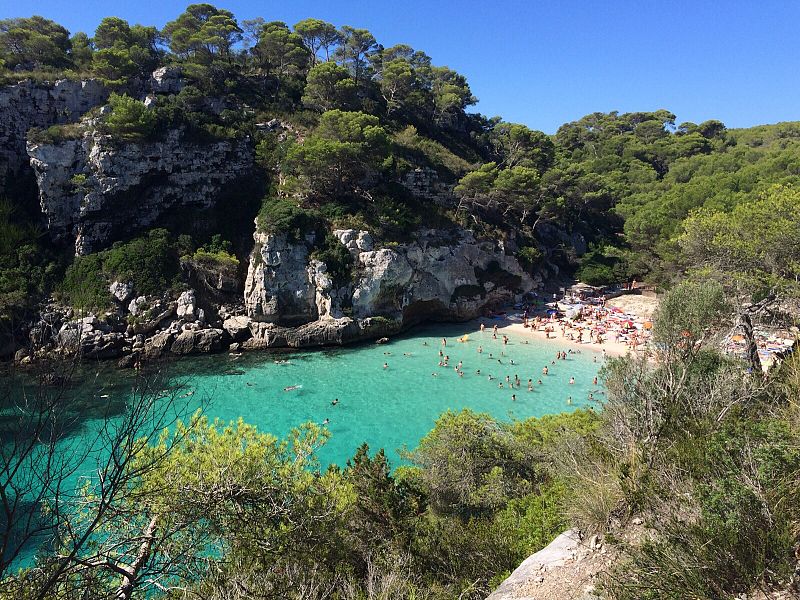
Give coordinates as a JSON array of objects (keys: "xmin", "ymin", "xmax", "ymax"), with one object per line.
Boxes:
[
  {"xmin": 242, "ymin": 225, "xmax": 536, "ymax": 348},
  {"xmin": 27, "ymin": 129, "xmax": 253, "ymax": 254},
  {"xmin": 0, "ymin": 79, "xmax": 107, "ymax": 179}
]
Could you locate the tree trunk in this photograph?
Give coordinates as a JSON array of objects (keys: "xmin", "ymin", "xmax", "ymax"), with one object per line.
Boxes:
[
  {"xmin": 114, "ymin": 515, "xmax": 158, "ymax": 600},
  {"xmin": 740, "ymin": 313, "xmax": 762, "ymax": 374}
]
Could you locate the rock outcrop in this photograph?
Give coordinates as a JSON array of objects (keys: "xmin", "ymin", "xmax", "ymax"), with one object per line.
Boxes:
[
  {"xmin": 27, "ymin": 129, "xmax": 253, "ymax": 254},
  {"xmin": 244, "ymin": 225, "xmax": 536, "ymax": 347},
  {"xmin": 488, "ymin": 529, "xmax": 605, "ymax": 600},
  {"xmin": 0, "ymin": 79, "xmax": 108, "ymax": 179}
]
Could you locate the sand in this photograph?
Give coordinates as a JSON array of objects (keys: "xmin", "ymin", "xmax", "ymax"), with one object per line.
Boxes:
[
  {"xmin": 605, "ymin": 294, "xmax": 660, "ymax": 318},
  {"xmin": 480, "ymin": 293, "xmax": 661, "ymax": 359}
]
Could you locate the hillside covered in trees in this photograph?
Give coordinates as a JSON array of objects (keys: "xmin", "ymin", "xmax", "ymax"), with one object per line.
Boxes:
[
  {"xmin": 1, "ymin": 6, "xmax": 799, "ymax": 338},
  {"xmin": 0, "ymin": 5, "xmax": 799, "ymax": 600}
]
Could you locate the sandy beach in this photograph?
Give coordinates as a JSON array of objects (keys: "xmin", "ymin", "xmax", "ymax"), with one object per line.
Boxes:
[{"xmin": 476, "ymin": 293, "xmax": 661, "ymax": 359}]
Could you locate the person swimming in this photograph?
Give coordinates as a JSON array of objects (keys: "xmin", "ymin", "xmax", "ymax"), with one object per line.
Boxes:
[
  {"xmin": 383, "ymin": 362, "xmax": 389, "ymax": 369},
  {"xmin": 476, "ymin": 369, "xmax": 481, "ymax": 375},
  {"xmin": 569, "ymin": 377, "xmax": 575, "ymax": 385},
  {"xmin": 538, "ymin": 379, "xmax": 543, "ymax": 385},
  {"xmin": 331, "ymin": 398, "xmax": 339, "ymax": 405},
  {"xmin": 542, "ymin": 366, "xmax": 549, "ymax": 375},
  {"xmin": 511, "ymin": 394, "xmax": 517, "ymax": 401},
  {"xmin": 593, "ymin": 376, "xmax": 598, "ymax": 385},
  {"xmin": 283, "ymin": 385, "xmax": 300, "ymax": 391},
  {"xmin": 567, "ymin": 396, "xmax": 572, "ymax": 405},
  {"xmin": 478, "ymin": 345, "xmax": 483, "ymax": 353},
  {"xmin": 322, "ymin": 418, "xmax": 330, "ymax": 425}
]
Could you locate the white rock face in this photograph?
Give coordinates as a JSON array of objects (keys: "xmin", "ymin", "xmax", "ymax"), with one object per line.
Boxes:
[
  {"xmin": 109, "ymin": 281, "xmax": 133, "ymax": 303},
  {"xmin": 245, "ymin": 226, "xmax": 533, "ymax": 328},
  {"xmin": 149, "ymin": 66, "xmax": 184, "ymax": 94},
  {"xmin": 244, "ymin": 231, "xmax": 320, "ymax": 324},
  {"xmin": 128, "ymin": 296, "xmax": 148, "ymax": 316},
  {"xmin": 487, "ymin": 529, "xmax": 583, "ymax": 599},
  {"xmin": 176, "ymin": 290, "xmax": 197, "ymax": 320},
  {"xmin": 0, "ymin": 79, "xmax": 108, "ymax": 179},
  {"xmin": 27, "ymin": 129, "xmax": 252, "ymax": 254}
]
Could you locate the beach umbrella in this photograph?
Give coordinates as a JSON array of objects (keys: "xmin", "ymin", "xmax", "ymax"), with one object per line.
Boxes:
[
  {"xmin": 731, "ymin": 334, "xmax": 745, "ymax": 342},
  {"xmin": 643, "ymin": 321, "xmax": 653, "ymax": 330}
]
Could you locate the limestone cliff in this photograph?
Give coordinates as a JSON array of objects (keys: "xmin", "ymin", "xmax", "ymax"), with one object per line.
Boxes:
[
  {"xmin": 0, "ymin": 79, "xmax": 107, "ymax": 179},
  {"xmin": 242, "ymin": 225, "xmax": 536, "ymax": 348},
  {"xmin": 27, "ymin": 129, "xmax": 253, "ymax": 254}
]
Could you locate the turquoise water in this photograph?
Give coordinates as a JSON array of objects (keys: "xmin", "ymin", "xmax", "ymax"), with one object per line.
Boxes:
[
  {"xmin": 6, "ymin": 321, "xmax": 604, "ymax": 566},
  {"xmin": 159, "ymin": 322, "xmax": 604, "ymax": 466}
]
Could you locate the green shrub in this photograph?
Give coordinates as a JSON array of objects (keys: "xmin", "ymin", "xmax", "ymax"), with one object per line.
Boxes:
[
  {"xmin": 517, "ymin": 245, "xmax": 543, "ymax": 268},
  {"xmin": 27, "ymin": 123, "xmax": 84, "ymax": 145},
  {"xmin": 257, "ymin": 197, "xmax": 323, "ymax": 241},
  {"xmin": 310, "ymin": 234, "xmax": 354, "ymax": 286},
  {"xmin": 101, "ymin": 93, "xmax": 158, "ymax": 142},
  {"xmin": 61, "ymin": 229, "xmax": 180, "ymax": 309}
]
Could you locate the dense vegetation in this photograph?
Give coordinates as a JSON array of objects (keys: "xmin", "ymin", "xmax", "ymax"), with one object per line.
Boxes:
[
  {"xmin": 1, "ymin": 5, "xmax": 800, "ymax": 599},
  {"xmin": 2, "ymin": 6, "xmax": 800, "ymax": 321}
]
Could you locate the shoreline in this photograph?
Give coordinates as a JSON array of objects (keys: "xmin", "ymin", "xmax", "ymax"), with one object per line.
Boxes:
[{"xmin": 482, "ymin": 316, "xmax": 633, "ymax": 358}]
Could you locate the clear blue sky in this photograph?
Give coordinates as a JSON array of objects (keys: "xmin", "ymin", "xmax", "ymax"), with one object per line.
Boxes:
[{"xmin": 4, "ymin": 0, "xmax": 798, "ymax": 133}]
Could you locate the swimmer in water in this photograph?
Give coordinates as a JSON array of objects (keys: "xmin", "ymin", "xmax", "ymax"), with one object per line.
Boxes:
[
  {"xmin": 332, "ymin": 398, "xmax": 339, "ymax": 406},
  {"xmin": 476, "ymin": 369, "xmax": 481, "ymax": 375},
  {"xmin": 538, "ymin": 379, "xmax": 543, "ymax": 385},
  {"xmin": 431, "ymin": 372, "xmax": 439, "ymax": 377},
  {"xmin": 593, "ymin": 376, "xmax": 598, "ymax": 385},
  {"xmin": 528, "ymin": 379, "xmax": 533, "ymax": 391},
  {"xmin": 283, "ymin": 385, "xmax": 299, "ymax": 392},
  {"xmin": 498, "ymin": 383, "xmax": 504, "ymax": 389},
  {"xmin": 323, "ymin": 418, "xmax": 330, "ymax": 425},
  {"xmin": 510, "ymin": 359, "xmax": 516, "ymax": 365},
  {"xmin": 478, "ymin": 345, "xmax": 483, "ymax": 353},
  {"xmin": 383, "ymin": 362, "xmax": 388, "ymax": 369},
  {"xmin": 569, "ymin": 377, "xmax": 575, "ymax": 385},
  {"xmin": 567, "ymin": 396, "xmax": 572, "ymax": 405},
  {"xmin": 512, "ymin": 394, "xmax": 517, "ymax": 402},
  {"xmin": 488, "ymin": 375, "xmax": 495, "ymax": 381},
  {"xmin": 542, "ymin": 366, "xmax": 549, "ymax": 376}
]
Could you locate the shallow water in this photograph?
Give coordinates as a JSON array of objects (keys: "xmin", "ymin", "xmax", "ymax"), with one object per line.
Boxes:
[
  {"xmin": 157, "ymin": 321, "xmax": 604, "ymax": 466},
  {"xmin": 6, "ymin": 321, "xmax": 605, "ymax": 567}
]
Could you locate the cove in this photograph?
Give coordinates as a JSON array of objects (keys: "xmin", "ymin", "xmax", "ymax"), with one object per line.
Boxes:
[{"xmin": 146, "ymin": 321, "xmax": 604, "ymax": 467}]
